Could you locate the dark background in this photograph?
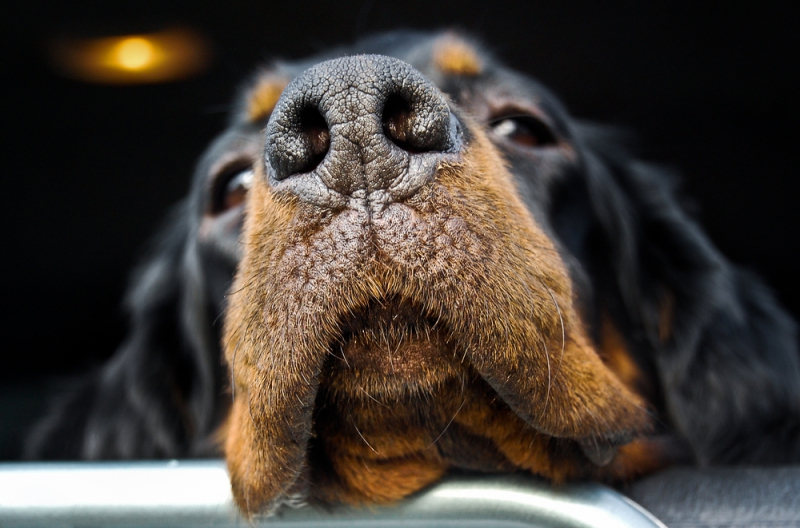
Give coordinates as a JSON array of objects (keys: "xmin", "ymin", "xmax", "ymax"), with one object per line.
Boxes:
[{"xmin": 1, "ymin": 1, "xmax": 797, "ymax": 457}]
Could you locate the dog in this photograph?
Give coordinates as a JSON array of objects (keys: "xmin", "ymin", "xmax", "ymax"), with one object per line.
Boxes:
[{"xmin": 28, "ymin": 31, "xmax": 800, "ymax": 516}]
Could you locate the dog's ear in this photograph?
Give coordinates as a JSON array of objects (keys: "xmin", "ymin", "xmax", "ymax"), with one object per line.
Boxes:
[
  {"xmin": 26, "ymin": 202, "xmax": 225, "ymax": 459},
  {"xmin": 574, "ymin": 124, "xmax": 800, "ymax": 464}
]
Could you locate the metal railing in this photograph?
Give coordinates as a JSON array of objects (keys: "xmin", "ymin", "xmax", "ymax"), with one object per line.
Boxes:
[{"xmin": 0, "ymin": 460, "xmax": 666, "ymax": 527}]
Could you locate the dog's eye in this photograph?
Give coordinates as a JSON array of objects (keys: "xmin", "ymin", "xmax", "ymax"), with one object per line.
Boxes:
[
  {"xmin": 213, "ymin": 167, "xmax": 254, "ymax": 214},
  {"xmin": 489, "ymin": 114, "xmax": 557, "ymax": 147}
]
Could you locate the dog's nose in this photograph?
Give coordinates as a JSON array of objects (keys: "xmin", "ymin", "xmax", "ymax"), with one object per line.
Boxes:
[{"xmin": 264, "ymin": 55, "xmax": 461, "ymax": 208}]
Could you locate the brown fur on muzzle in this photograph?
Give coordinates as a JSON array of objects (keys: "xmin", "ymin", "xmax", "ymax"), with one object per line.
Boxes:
[{"xmin": 222, "ymin": 104, "xmax": 652, "ymax": 514}]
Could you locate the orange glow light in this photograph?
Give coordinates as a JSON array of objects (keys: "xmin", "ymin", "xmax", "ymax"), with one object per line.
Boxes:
[
  {"xmin": 50, "ymin": 28, "xmax": 211, "ymax": 84},
  {"xmin": 112, "ymin": 37, "xmax": 156, "ymax": 70}
]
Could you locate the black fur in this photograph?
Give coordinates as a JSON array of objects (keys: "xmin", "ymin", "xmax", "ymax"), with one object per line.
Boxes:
[{"xmin": 27, "ymin": 30, "xmax": 800, "ymax": 467}]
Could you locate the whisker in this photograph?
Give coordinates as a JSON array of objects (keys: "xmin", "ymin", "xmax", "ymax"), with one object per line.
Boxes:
[
  {"xmin": 542, "ymin": 340, "xmax": 552, "ymax": 414},
  {"xmin": 359, "ymin": 386, "xmax": 388, "ymax": 408},
  {"xmin": 427, "ymin": 397, "xmax": 466, "ymax": 448},
  {"xmin": 339, "ymin": 344, "xmax": 351, "ymax": 368},
  {"xmin": 384, "ymin": 326, "xmax": 396, "ymax": 374},
  {"xmin": 353, "ymin": 423, "xmax": 379, "ymax": 454},
  {"xmin": 539, "ymin": 278, "xmax": 566, "ymax": 371}
]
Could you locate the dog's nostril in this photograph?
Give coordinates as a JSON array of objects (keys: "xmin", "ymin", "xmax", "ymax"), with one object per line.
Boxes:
[
  {"xmin": 382, "ymin": 94, "xmax": 419, "ymax": 152},
  {"xmin": 382, "ymin": 93, "xmax": 451, "ymax": 154},
  {"xmin": 295, "ymin": 106, "xmax": 330, "ymax": 175},
  {"xmin": 266, "ymin": 101, "xmax": 330, "ymax": 182}
]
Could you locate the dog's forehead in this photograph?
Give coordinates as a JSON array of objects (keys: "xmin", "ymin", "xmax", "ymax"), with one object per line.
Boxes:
[{"xmin": 238, "ymin": 31, "xmax": 556, "ymax": 125}]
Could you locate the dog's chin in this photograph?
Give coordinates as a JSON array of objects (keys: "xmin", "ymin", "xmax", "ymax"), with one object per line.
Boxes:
[{"xmin": 324, "ymin": 296, "xmax": 463, "ymax": 400}]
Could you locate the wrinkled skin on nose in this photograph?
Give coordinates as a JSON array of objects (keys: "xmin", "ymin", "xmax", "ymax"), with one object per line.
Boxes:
[{"xmin": 264, "ymin": 55, "xmax": 462, "ymax": 209}]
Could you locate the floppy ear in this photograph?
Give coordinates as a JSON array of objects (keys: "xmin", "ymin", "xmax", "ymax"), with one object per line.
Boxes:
[
  {"xmin": 26, "ymin": 202, "xmax": 226, "ymax": 459},
  {"xmin": 574, "ymin": 124, "xmax": 800, "ymax": 464}
]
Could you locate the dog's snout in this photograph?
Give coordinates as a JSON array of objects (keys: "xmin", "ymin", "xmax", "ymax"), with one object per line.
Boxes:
[{"xmin": 265, "ymin": 55, "xmax": 461, "ymax": 208}]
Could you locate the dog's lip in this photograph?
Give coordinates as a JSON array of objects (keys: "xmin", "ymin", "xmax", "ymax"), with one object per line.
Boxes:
[
  {"xmin": 326, "ymin": 296, "xmax": 456, "ymax": 370},
  {"xmin": 332, "ymin": 295, "xmax": 447, "ymax": 351}
]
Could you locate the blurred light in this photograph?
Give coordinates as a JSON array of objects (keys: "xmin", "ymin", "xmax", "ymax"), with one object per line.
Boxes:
[
  {"xmin": 113, "ymin": 38, "xmax": 155, "ymax": 70},
  {"xmin": 50, "ymin": 28, "xmax": 211, "ymax": 84}
]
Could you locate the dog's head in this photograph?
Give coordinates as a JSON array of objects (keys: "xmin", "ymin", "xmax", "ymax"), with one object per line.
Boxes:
[{"xmin": 192, "ymin": 31, "xmax": 666, "ymax": 515}]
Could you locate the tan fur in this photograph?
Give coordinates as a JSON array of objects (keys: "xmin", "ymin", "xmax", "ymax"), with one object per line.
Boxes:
[
  {"xmin": 246, "ymin": 74, "xmax": 289, "ymax": 122},
  {"xmin": 599, "ymin": 314, "xmax": 645, "ymax": 394},
  {"xmin": 223, "ymin": 116, "xmax": 652, "ymax": 515},
  {"xmin": 432, "ymin": 35, "xmax": 483, "ymax": 76}
]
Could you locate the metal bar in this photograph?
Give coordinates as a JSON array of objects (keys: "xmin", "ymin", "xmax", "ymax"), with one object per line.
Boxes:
[{"xmin": 0, "ymin": 460, "xmax": 665, "ymax": 528}]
